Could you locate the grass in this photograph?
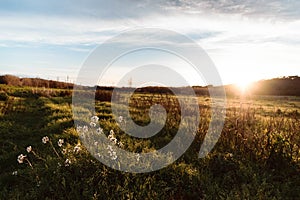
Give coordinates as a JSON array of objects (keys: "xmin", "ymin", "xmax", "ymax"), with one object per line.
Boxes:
[{"xmin": 0, "ymin": 84, "xmax": 299, "ymax": 199}]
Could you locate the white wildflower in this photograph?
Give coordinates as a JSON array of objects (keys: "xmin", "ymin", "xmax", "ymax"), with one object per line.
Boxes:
[
  {"xmin": 26, "ymin": 146, "xmax": 32, "ymax": 153},
  {"xmin": 74, "ymin": 144, "xmax": 81, "ymax": 153},
  {"xmin": 91, "ymin": 116, "xmax": 99, "ymax": 123},
  {"xmin": 58, "ymin": 139, "xmax": 64, "ymax": 147},
  {"xmin": 64, "ymin": 158, "xmax": 71, "ymax": 166},
  {"xmin": 42, "ymin": 136, "xmax": 49, "ymax": 144},
  {"xmin": 17, "ymin": 154, "xmax": 27, "ymax": 164},
  {"xmin": 107, "ymin": 145, "xmax": 117, "ymax": 160},
  {"xmin": 12, "ymin": 171, "xmax": 18, "ymax": 176},
  {"xmin": 76, "ymin": 126, "xmax": 82, "ymax": 133},
  {"xmin": 83, "ymin": 125, "xmax": 88, "ymax": 133},
  {"xmin": 90, "ymin": 122, "xmax": 96, "ymax": 127},
  {"xmin": 96, "ymin": 153, "xmax": 103, "ymax": 159},
  {"xmin": 109, "ymin": 130, "xmax": 114, "ymax": 136},
  {"xmin": 110, "ymin": 138, "xmax": 118, "ymax": 144},
  {"xmin": 118, "ymin": 116, "xmax": 123, "ymax": 123},
  {"xmin": 136, "ymin": 154, "xmax": 141, "ymax": 162},
  {"xmin": 111, "ymin": 151, "xmax": 117, "ymax": 160},
  {"xmin": 94, "ymin": 141, "xmax": 98, "ymax": 146},
  {"xmin": 108, "ymin": 130, "xmax": 117, "ymax": 144},
  {"xmin": 107, "ymin": 145, "xmax": 113, "ymax": 151},
  {"xmin": 62, "ymin": 148, "xmax": 67, "ymax": 154},
  {"xmin": 96, "ymin": 127, "xmax": 103, "ymax": 134},
  {"xmin": 108, "ymin": 150, "xmax": 117, "ymax": 160},
  {"xmin": 118, "ymin": 141, "xmax": 124, "ymax": 148}
]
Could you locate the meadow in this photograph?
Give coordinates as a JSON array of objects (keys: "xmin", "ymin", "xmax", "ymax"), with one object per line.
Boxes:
[{"xmin": 0, "ymin": 84, "xmax": 299, "ymax": 199}]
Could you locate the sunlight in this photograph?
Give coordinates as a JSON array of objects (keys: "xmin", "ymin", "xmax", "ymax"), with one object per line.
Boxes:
[{"xmin": 235, "ymin": 79, "xmax": 253, "ymax": 94}]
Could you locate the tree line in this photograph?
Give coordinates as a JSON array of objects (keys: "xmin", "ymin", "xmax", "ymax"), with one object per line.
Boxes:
[{"xmin": 1, "ymin": 74, "xmax": 300, "ymax": 96}]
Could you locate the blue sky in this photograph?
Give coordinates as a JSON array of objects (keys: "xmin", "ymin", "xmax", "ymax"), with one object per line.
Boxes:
[{"xmin": 0, "ymin": 0, "xmax": 300, "ymax": 86}]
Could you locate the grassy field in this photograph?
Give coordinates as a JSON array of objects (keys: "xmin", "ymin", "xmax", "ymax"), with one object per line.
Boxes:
[{"xmin": 0, "ymin": 84, "xmax": 299, "ymax": 199}]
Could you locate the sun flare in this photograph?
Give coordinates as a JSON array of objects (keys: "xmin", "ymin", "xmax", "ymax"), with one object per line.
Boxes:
[{"xmin": 235, "ymin": 79, "xmax": 253, "ymax": 94}]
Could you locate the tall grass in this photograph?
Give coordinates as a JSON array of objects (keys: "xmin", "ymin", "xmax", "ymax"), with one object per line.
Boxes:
[{"xmin": 0, "ymin": 86, "xmax": 299, "ymax": 199}]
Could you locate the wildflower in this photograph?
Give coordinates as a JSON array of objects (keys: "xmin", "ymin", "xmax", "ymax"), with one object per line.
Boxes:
[
  {"xmin": 58, "ymin": 139, "xmax": 64, "ymax": 147},
  {"xmin": 118, "ymin": 116, "xmax": 124, "ymax": 123},
  {"xmin": 17, "ymin": 154, "xmax": 27, "ymax": 164},
  {"xmin": 109, "ymin": 130, "xmax": 114, "ymax": 136},
  {"xmin": 42, "ymin": 136, "xmax": 49, "ymax": 144},
  {"xmin": 76, "ymin": 126, "xmax": 82, "ymax": 133},
  {"xmin": 74, "ymin": 144, "xmax": 81, "ymax": 153},
  {"xmin": 107, "ymin": 130, "xmax": 117, "ymax": 144},
  {"xmin": 90, "ymin": 122, "xmax": 96, "ymax": 127},
  {"xmin": 91, "ymin": 116, "xmax": 99, "ymax": 123},
  {"xmin": 111, "ymin": 151, "xmax": 117, "ymax": 160},
  {"xmin": 108, "ymin": 150, "xmax": 117, "ymax": 160},
  {"xmin": 108, "ymin": 130, "xmax": 115, "ymax": 138},
  {"xmin": 136, "ymin": 154, "xmax": 141, "ymax": 162},
  {"xmin": 26, "ymin": 146, "xmax": 32, "ymax": 153},
  {"xmin": 61, "ymin": 148, "xmax": 67, "ymax": 154},
  {"xmin": 83, "ymin": 125, "xmax": 88, "ymax": 133},
  {"xmin": 94, "ymin": 141, "xmax": 98, "ymax": 146},
  {"xmin": 96, "ymin": 127, "xmax": 103, "ymax": 134},
  {"xmin": 12, "ymin": 171, "xmax": 18, "ymax": 176},
  {"xmin": 64, "ymin": 159, "xmax": 71, "ymax": 166},
  {"xmin": 96, "ymin": 153, "xmax": 103, "ymax": 159},
  {"xmin": 107, "ymin": 145, "xmax": 117, "ymax": 160},
  {"xmin": 110, "ymin": 137, "xmax": 117, "ymax": 144},
  {"xmin": 118, "ymin": 141, "xmax": 124, "ymax": 148},
  {"xmin": 107, "ymin": 145, "xmax": 113, "ymax": 151}
]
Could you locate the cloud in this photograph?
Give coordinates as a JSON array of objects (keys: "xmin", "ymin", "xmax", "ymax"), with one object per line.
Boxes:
[
  {"xmin": 161, "ymin": 0, "xmax": 300, "ymax": 20},
  {"xmin": 0, "ymin": 0, "xmax": 299, "ymax": 85}
]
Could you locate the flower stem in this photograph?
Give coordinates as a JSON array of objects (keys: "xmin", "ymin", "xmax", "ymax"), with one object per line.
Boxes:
[
  {"xmin": 26, "ymin": 158, "xmax": 40, "ymax": 184},
  {"xmin": 32, "ymin": 150, "xmax": 46, "ymax": 162},
  {"xmin": 49, "ymin": 141, "xmax": 60, "ymax": 158}
]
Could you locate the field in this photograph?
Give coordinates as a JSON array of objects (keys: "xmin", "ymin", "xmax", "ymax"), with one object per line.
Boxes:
[{"xmin": 0, "ymin": 84, "xmax": 300, "ymax": 199}]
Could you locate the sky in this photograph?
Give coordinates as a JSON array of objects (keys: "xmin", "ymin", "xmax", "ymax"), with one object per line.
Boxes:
[{"xmin": 0, "ymin": 0, "xmax": 300, "ymax": 86}]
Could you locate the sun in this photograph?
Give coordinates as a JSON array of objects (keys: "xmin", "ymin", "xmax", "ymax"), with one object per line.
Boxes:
[{"xmin": 235, "ymin": 79, "xmax": 253, "ymax": 94}]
